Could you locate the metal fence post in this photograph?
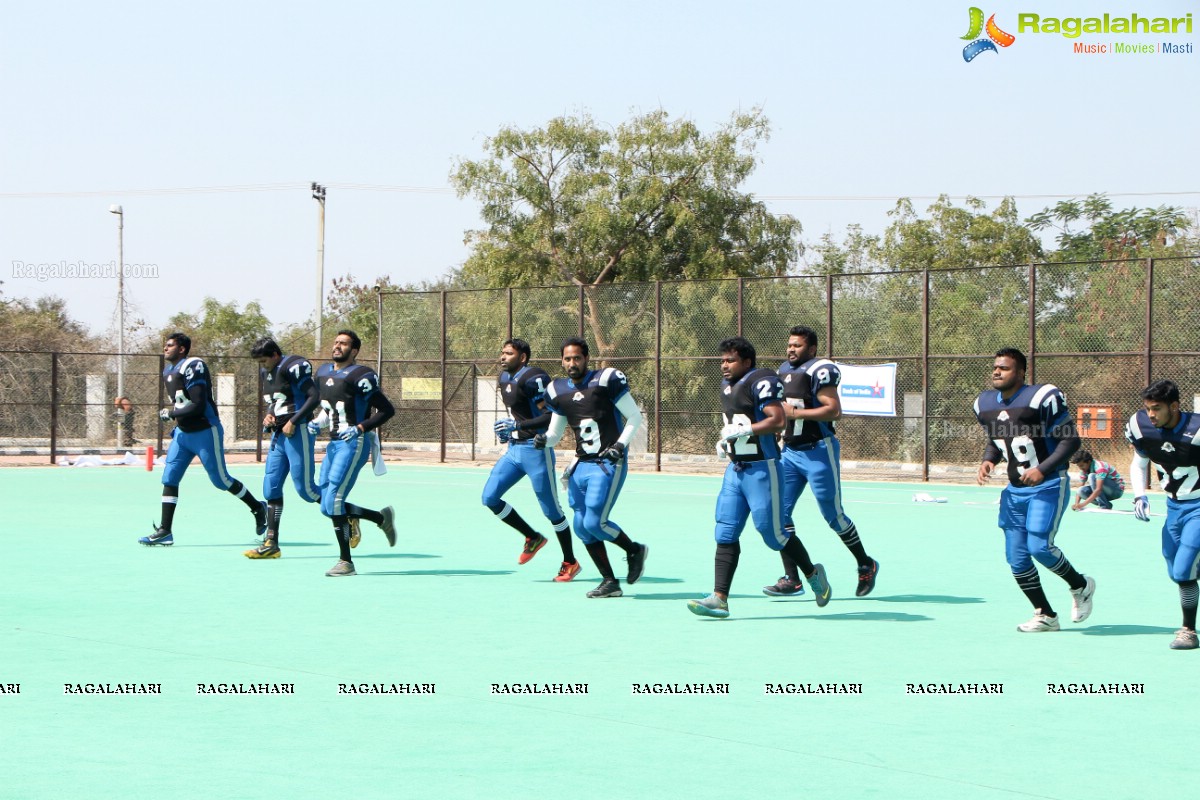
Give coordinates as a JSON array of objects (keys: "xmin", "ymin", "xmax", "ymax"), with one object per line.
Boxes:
[
  {"xmin": 922, "ymin": 270, "xmax": 930, "ymax": 482},
  {"xmin": 440, "ymin": 290, "xmax": 447, "ymax": 463},
  {"xmin": 825, "ymin": 273, "xmax": 834, "ymax": 360},
  {"xmin": 1028, "ymin": 262, "xmax": 1037, "ymax": 384},
  {"xmin": 654, "ymin": 281, "xmax": 662, "ymax": 472},
  {"xmin": 737, "ymin": 278, "xmax": 744, "ymax": 336},
  {"xmin": 1144, "ymin": 257, "xmax": 1155, "ymax": 387},
  {"xmin": 49, "ymin": 353, "xmax": 59, "ymax": 465}
]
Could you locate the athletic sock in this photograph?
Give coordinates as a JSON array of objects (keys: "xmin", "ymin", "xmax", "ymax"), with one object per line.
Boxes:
[
  {"xmin": 491, "ymin": 502, "xmax": 539, "ymax": 538},
  {"xmin": 779, "ymin": 529, "xmax": 801, "ymax": 580},
  {"xmin": 1047, "ymin": 554, "xmax": 1086, "ymax": 592},
  {"xmin": 552, "ymin": 517, "xmax": 575, "ymax": 563},
  {"xmin": 836, "ymin": 524, "xmax": 872, "ymax": 567},
  {"xmin": 228, "ymin": 480, "xmax": 262, "ymax": 512},
  {"xmin": 612, "ymin": 532, "xmax": 639, "ymax": 555},
  {"xmin": 781, "ymin": 535, "xmax": 815, "ymax": 577},
  {"xmin": 1181, "ymin": 580, "xmax": 1198, "ymax": 630},
  {"xmin": 1014, "ymin": 567, "xmax": 1055, "ymax": 617},
  {"xmin": 585, "ymin": 541, "xmax": 615, "ymax": 581},
  {"xmin": 345, "ymin": 503, "xmax": 383, "ymax": 526},
  {"xmin": 715, "ymin": 542, "xmax": 741, "ymax": 595},
  {"xmin": 333, "ymin": 515, "xmax": 353, "ymax": 562},
  {"xmin": 160, "ymin": 485, "xmax": 179, "ymax": 532},
  {"xmin": 267, "ymin": 499, "xmax": 283, "ymax": 537}
]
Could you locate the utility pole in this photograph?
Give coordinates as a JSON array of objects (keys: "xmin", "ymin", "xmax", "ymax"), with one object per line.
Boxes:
[{"xmin": 312, "ymin": 182, "xmax": 327, "ymax": 353}]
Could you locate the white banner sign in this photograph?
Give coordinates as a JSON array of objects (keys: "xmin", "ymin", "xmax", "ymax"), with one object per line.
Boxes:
[{"xmin": 837, "ymin": 363, "xmax": 897, "ymax": 417}]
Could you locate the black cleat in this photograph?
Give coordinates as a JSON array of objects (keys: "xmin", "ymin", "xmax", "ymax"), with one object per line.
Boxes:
[
  {"xmin": 586, "ymin": 578, "xmax": 623, "ymax": 598},
  {"xmin": 855, "ymin": 559, "xmax": 880, "ymax": 597},
  {"xmin": 625, "ymin": 543, "xmax": 649, "ymax": 585}
]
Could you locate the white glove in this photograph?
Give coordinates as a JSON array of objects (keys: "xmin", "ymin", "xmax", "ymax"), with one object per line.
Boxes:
[
  {"xmin": 339, "ymin": 426, "xmax": 360, "ymax": 442},
  {"xmin": 308, "ymin": 410, "xmax": 330, "ymax": 435},
  {"xmin": 720, "ymin": 421, "xmax": 751, "ymax": 442},
  {"xmin": 1133, "ymin": 496, "xmax": 1150, "ymax": 522},
  {"xmin": 158, "ymin": 407, "xmax": 172, "ymax": 422},
  {"xmin": 715, "ymin": 439, "xmax": 729, "ymax": 459},
  {"xmin": 494, "ymin": 418, "xmax": 516, "ymax": 443}
]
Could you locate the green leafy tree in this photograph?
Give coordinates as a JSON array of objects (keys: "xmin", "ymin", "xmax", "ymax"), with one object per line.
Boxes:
[{"xmin": 450, "ymin": 108, "xmax": 803, "ymax": 357}]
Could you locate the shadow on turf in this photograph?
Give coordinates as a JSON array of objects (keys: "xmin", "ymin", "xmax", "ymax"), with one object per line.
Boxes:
[
  {"xmin": 869, "ymin": 594, "xmax": 985, "ymax": 605},
  {"xmin": 283, "ymin": 552, "xmax": 440, "ymax": 560},
  {"xmin": 703, "ymin": 611, "xmax": 934, "ymax": 623},
  {"xmin": 1078, "ymin": 624, "xmax": 1178, "ymax": 636},
  {"xmin": 171, "ymin": 541, "xmax": 330, "ymax": 548},
  {"xmin": 361, "ymin": 569, "xmax": 515, "ymax": 577}
]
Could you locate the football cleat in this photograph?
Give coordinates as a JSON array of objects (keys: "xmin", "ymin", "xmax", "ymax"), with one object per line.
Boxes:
[
  {"xmin": 1170, "ymin": 628, "xmax": 1199, "ymax": 650},
  {"xmin": 324, "ymin": 560, "xmax": 356, "ymax": 577},
  {"xmin": 687, "ymin": 593, "xmax": 730, "ymax": 619},
  {"xmin": 244, "ymin": 538, "xmax": 280, "ymax": 559},
  {"xmin": 625, "ymin": 543, "xmax": 649, "ymax": 584},
  {"xmin": 763, "ymin": 576, "xmax": 805, "ymax": 597},
  {"xmin": 856, "ymin": 559, "xmax": 880, "ymax": 597},
  {"xmin": 1017, "ymin": 612, "xmax": 1060, "ymax": 632},
  {"xmin": 138, "ymin": 525, "xmax": 173, "ymax": 546},
  {"xmin": 378, "ymin": 506, "xmax": 396, "ymax": 547},
  {"xmin": 586, "ymin": 578, "xmax": 623, "ymax": 598},
  {"xmin": 554, "ymin": 561, "xmax": 582, "ymax": 582},
  {"xmin": 807, "ymin": 564, "xmax": 831, "ymax": 607},
  {"xmin": 1070, "ymin": 576, "xmax": 1096, "ymax": 623},
  {"xmin": 348, "ymin": 517, "xmax": 362, "ymax": 549},
  {"xmin": 519, "ymin": 535, "xmax": 547, "ymax": 565}
]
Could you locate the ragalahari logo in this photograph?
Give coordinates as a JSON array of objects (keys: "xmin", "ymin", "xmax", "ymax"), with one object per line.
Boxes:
[{"xmin": 962, "ymin": 7, "xmax": 1016, "ymax": 61}]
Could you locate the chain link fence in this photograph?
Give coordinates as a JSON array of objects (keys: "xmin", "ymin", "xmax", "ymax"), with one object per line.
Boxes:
[{"xmin": 6, "ymin": 256, "xmax": 1198, "ymax": 481}]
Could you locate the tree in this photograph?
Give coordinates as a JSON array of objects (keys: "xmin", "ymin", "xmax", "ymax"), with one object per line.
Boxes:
[
  {"xmin": 1026, "ymin": 193, "xmax": 1193, "ymax": 262},
  {"xmin": 0, "ymin": 294, "xmax": 99, "ymax": 352},
  {"xmin": 157, "ymin": 297, "xmax": 272, "ymax": 366},
  {"xmin": 450, "ymin": 108, "xmax": 803, "ymax": 356}
]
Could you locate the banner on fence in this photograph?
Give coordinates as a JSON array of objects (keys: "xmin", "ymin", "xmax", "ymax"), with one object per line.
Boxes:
[
  {"xmin": 837, "ymin": 363, "xmax": 897, "ymax": 417},
  {"xmin": 402, "ymin": 377, "xmax": 442, "ymax": 401}
]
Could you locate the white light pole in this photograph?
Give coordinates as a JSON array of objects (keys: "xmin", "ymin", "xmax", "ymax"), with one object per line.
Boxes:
[
  {"xmin": 109, "ymin": 204, "xmax": 126, "ymax": 446},
  {"xmin": 312, "ymin": 182, "xmax": 327, "ymax": 353}
]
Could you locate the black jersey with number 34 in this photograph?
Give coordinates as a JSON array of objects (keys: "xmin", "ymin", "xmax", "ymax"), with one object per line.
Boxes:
[
  {"xmin": 974, "ymin": 384, "xmax": 1072, "ymax": 487},
  {"xmin": 545, "ymin": 368, "xmax": 630, "ymax": 460},
  {"xmin": 1126, "ymin": 409, "xmax": 1200, "ymax": 501}
]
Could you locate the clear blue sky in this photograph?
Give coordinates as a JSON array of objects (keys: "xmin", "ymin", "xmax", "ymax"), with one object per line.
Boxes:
[{"xmin": 2, "ymin": 0, "xmax": 1197, "ymax": 340}]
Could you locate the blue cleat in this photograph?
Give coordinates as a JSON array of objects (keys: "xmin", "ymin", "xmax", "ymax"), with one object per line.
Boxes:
[{"xmin": 139, "ymin": 525, "xmax": 173, "ymax": 546}]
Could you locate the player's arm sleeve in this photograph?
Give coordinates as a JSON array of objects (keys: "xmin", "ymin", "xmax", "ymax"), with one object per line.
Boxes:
[
  {"xmin": 359, "ymin": 390, "xmax": 395, "ymax": 433},
  {"xmin": 1037, "ymin": 416, "xmax": 1081, "ymax": 476},
  {"xmin": 514, "ymin": 410, "xmax": 552, "ymax": 432},
  {"xmin": 542, "ymin": 412, "xmax": 568, "ymax": 447},
  {"xmin": 292, "ymin": 379, "xmax": 321, "ymax": 421},
  {"xmin": 1129, "ymin": 453, "xmax": 1150, "ymax": 496},
  {"xmin": 981, "ymin": 441, "xmax": 1003, "ymax": 464},
  {"xmin": 614, "ymin": 392, "xmax": 643, "ymax": 447},
  {"xmin": 170, "ymin": 382, "xmax": 207, "ymax": 423}
]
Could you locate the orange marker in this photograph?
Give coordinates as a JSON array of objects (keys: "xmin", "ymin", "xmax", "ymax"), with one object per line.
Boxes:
[{"xmin": 146, "ymin": 446, "xmax": 155, "ymax": 471}]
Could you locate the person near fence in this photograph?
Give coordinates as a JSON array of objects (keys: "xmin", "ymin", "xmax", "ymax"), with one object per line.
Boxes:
[
  {"xmin": 308, "ymin": 330, "xmax": 397, "ymax": 577},
  {"xmin": 974, "ymin": 347, "xmax": 1096, "ymax": 632},
  {"xmin": 762, "ymin": 325, "xmax": 879, "ymax": 600},
  {"xmin": 535, "ymin": 337, "xmax": 648, "ymax": 598},
  {"xmin": 689, "ymin": 336, "xmax": 831, "ymax": 618},
  {"xmin": 244, "ymin": 338, "xmax": 322, "ymax": 560},
  {"xmin": 1125, "ymin": 379, "xmax": 1200, "ymax": 650},
  {"xmin": 484, "ymin": 338, "xmax": 581, "ymax": 581},
  {"xmin": 1069, "ymin": 450, "xmax": 1125, "ymax": 512},
  {"xmin": 139, "ymin": 332, "xmax": 268, "ymax": 546}
]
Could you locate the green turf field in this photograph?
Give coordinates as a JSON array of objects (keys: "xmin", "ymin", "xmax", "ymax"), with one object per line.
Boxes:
[{"xmin": 0, "ymin": 464, "xmax": 1188, "ymax": 799}]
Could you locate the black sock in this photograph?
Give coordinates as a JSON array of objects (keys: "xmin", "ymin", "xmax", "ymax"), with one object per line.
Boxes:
[
  {"xmin": 267, "ymin": 499, "xmax": 283, "ymax": 539},
  {"xmin": 1046, "ymin": 554, "xmax": 1086, "ymax": 592},
  {"xmin": 228, "ymin": 480, "xmax": 262, "ymax": 513},
  {"xmin": 612, "ymin": 532, "xmax": 639, "ymax": 555},
  {"xmin": 552, "ymin": 517, "xmax": 575, "ymax": 563},
  {"xmin": 160, "ymin": 485, "xmax": 179, "ymax": 532},
  {"xmin": 1014, "ymin": 567, "xmax": 1055, "ymax": 616},
  {"xmin": 779, "ymin": 529, "xmax": 800, "ymax": 580},
  {"xmin": 715, "ymin": 542, "xmax": 741, "ymax": 595},
  {"xmin": 333, "ymin": 515, "xmax": 352, "ymax": 562},
  {"xmin": 585, "ymin": 541, "xmax": 615, "ymax": 581},
  {"xmin": 1181, "ymin": 580, "xmax": 1198, "ymax": 630},
  {"xmin": 782, "ymin": 535, "xmax": 815, "ymax": 577},
  {"xmin": 345, "ymin": 503, "xmax": 383, "ymax": 526},
  {"xmin": 492, "ymin": 502, "xmax": 539, "ymax": 538},
  {"xmin": 837, "ymin": 524, "xmax": 872, "ymax": 567}
]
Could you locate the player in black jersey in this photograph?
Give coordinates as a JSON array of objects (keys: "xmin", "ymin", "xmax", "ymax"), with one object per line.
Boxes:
[
  {"xmin": 139, "ymin": 332, "xmax": 267, "ymax": 545},
  {"xmin": 483, "ymin": 338, "xmax": 579, "ymax": 580},
  {"xmin": 536, "ymin": 337, "xmax": 648, "ymax": 598},
  {"xmin": 974, "ymin": 348, "xmax": 1095, "ymax": 632},
  {"xmin": 244, "ymin": 338, "xmax": 321, "ymax": 559},
  {"xmin": 308, "ymin": 330, "xmax": 396, "ymax": 577}
]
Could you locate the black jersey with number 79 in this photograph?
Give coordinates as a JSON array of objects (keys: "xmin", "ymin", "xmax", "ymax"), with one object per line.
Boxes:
[{"xmin": 974, "ymin": 384, "xmax": 1073, "ymax": 486}]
